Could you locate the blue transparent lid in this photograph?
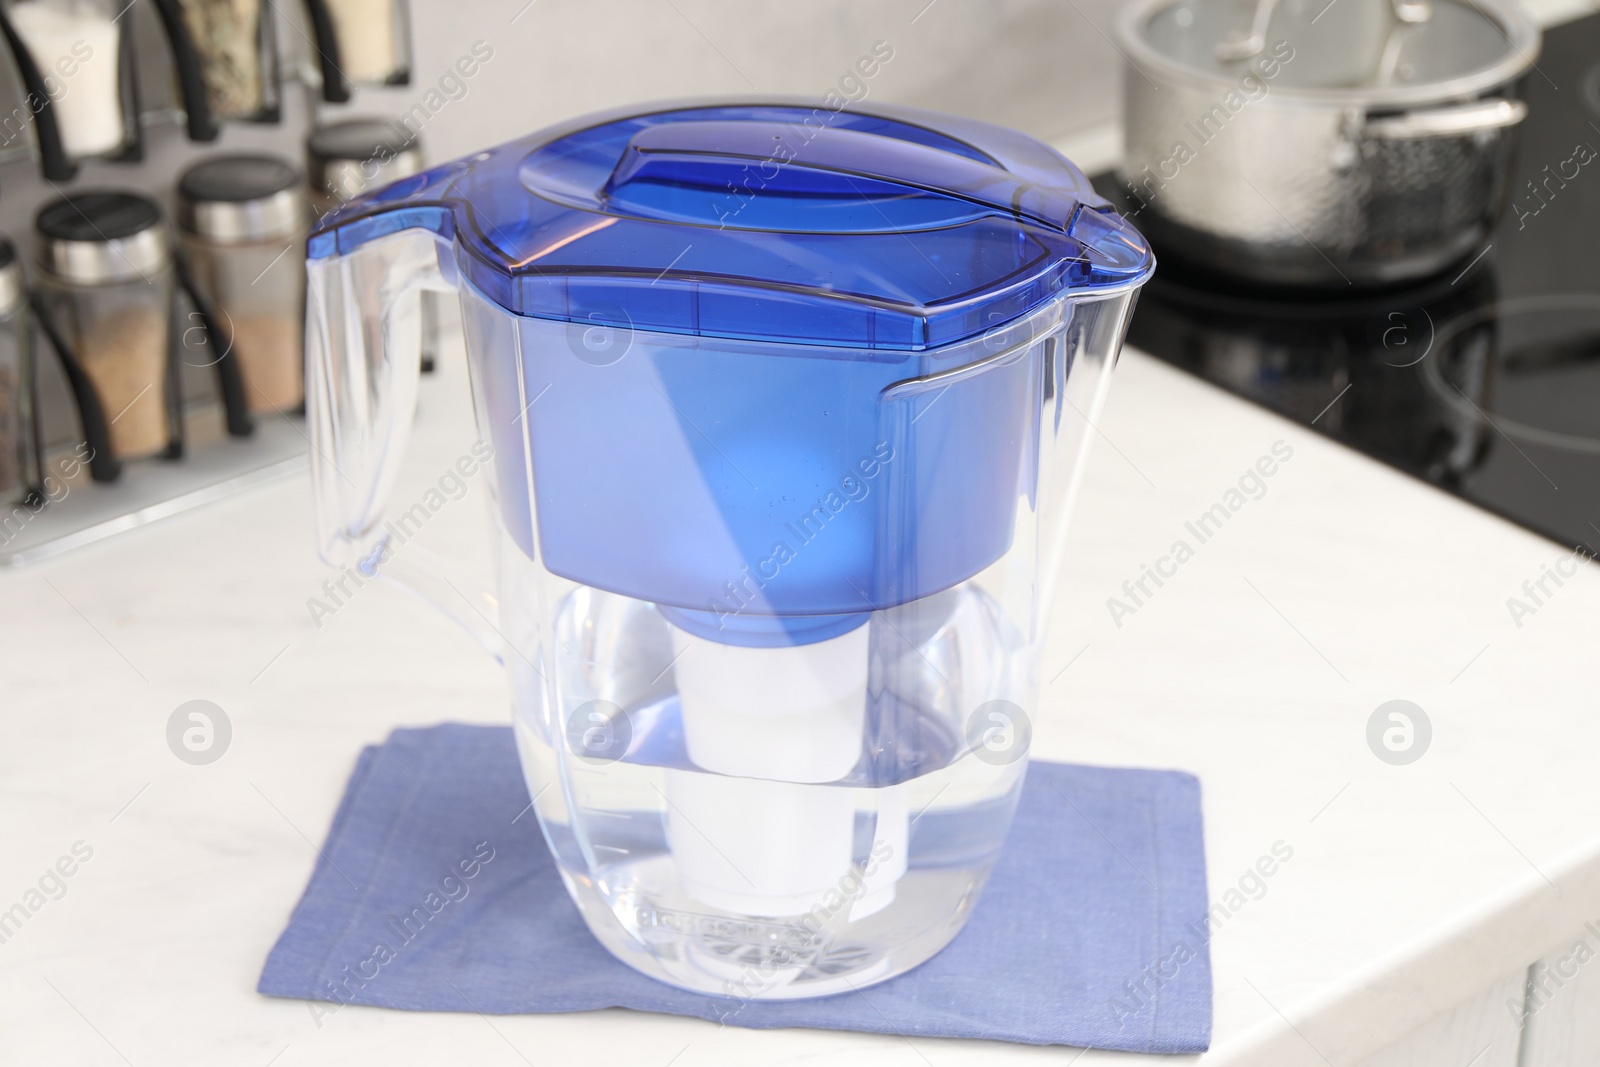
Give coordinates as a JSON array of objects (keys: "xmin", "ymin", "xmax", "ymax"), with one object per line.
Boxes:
[{"xmin": 309, "ymin": 100, "xmax": 1152, "ymax": 350}]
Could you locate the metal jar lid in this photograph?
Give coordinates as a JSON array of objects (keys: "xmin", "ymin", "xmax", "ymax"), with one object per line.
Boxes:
[
  {"xmin": 306, "ymin": 118, "xmax": 424, "ymax": 203},
  {"xmin": 177, "ymin": 154, "xmax": 307, "ymax": 243},
  {"xmin": 35, "ymin": 192, "xmax": 169, "ymax": 285},
  {"xmin": 1119, "ymin": 0, "xmax": 1539, "ymax": 109},
  {"xmin": 0, "ymin": 238, "xmax": 23, "ymax": 317}
]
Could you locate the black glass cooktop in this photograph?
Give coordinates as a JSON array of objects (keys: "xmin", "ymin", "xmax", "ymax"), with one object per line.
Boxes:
[{"xmin": 1095, "ymin": 13, "xmax": 1600, "ymax": 556}]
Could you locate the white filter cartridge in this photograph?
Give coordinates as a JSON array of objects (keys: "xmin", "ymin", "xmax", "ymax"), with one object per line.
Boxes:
[
  {"xmin": 666, "ymin": 620, "xmax": 892, "ymax": 916},
  {"xmin": 665, "ymin": 769, "xmax": 856, "ymax": 916}
]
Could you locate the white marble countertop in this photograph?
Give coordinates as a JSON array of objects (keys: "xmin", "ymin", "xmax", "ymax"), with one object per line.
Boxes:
[
  {"xmin": 4, "ymin": 332, "xmax": 1599, "ymax": 1066},
  {"xmin": 7, "ymin": 5, "xmax": 1600, "ymax": 1059}
]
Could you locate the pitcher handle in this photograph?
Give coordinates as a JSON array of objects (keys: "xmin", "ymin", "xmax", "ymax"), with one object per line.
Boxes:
[{"xmin": 305, "ymin": 226, "xmax": 505, "ymax": 661}]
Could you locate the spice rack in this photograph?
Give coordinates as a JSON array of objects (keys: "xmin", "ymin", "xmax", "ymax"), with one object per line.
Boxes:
[
  {"xmin": 0, "ymin": 407, "xmax": 305, "ymax": 567},
  {"xmin": 0, "ymin": 0, "xmax": 420, "ymax": 566}
]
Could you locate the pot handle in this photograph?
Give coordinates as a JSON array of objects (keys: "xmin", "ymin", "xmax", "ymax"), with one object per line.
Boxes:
[{"xmin": 1364, "ymin": 98, "xmax": 1528, "ymax": 140}]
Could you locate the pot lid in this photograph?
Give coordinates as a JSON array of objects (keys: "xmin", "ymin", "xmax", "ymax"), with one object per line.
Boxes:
[
  {"xmin": 1121, "ymin": 0, "xmax": 1539, "ymax": 107},
  {"xmin": 308, "ymin": 100, "xmax": 1153, "ymax": 351}
]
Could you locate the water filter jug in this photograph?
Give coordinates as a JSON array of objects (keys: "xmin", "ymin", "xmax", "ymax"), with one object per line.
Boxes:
[{"xmin": 306, "ymin": 101, "xmax": 1154, "ymax": 998}]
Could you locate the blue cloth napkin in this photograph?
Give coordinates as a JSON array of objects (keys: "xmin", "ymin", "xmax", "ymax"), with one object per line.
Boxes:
[{"xmin": 258, "ymin": 724, "xmax": 1211, "ymax": 1052}]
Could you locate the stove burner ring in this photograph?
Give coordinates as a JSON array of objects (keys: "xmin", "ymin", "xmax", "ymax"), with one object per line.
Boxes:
[{"xmin": 1422, "ymin": 293, "xmax": 1600, "ymax": 455}]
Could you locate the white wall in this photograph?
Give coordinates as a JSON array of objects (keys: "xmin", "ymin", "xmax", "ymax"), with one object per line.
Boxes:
[{"xmin": 344, "ymin": 0, "xmax": 1127, "ymax": 164}]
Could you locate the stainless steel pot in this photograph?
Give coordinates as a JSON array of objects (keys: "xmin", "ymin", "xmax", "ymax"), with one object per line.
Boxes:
[{"xmin": 1116, "ymin": 0, "xmax": 1540, "ymax": 289}]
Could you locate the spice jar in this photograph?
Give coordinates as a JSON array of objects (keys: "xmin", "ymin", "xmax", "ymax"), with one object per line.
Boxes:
[
  {"xmin": 0, "ymin": 239, "xmax": 43, "ymax": 505},
  {"xmin": 175, "ymin": 0, "xmax": 277, "ymax": 120},
  {"xmin": 0, "ymin": 0, "xmax": 143, "ymax": 178},
  {"xmin": 307, "ymin": 118, "xmax": 439, "ymax": 371},
  {"xmin": 151, "ymin": 0, "xmax": 281, "ymax": 138},
  {"xmin": 305, "ymin": 117, "xmax": 423, "ymax": 213},
  {"xmin": 177, "ymin": 154, "xmax": 307, "ymax": 414},
  {"xmin": 304, "ymin": 0, "xmax": 410, "ymax": 99},
  {"xmin": 33, "ymin": 192, "xmax": 180, "ymax": 463}
]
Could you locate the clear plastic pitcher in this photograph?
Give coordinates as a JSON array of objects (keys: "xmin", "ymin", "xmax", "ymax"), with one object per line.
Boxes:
[{"xmin": 306, "ymin": 101, "xmax": 1154, "ymax": 999}]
